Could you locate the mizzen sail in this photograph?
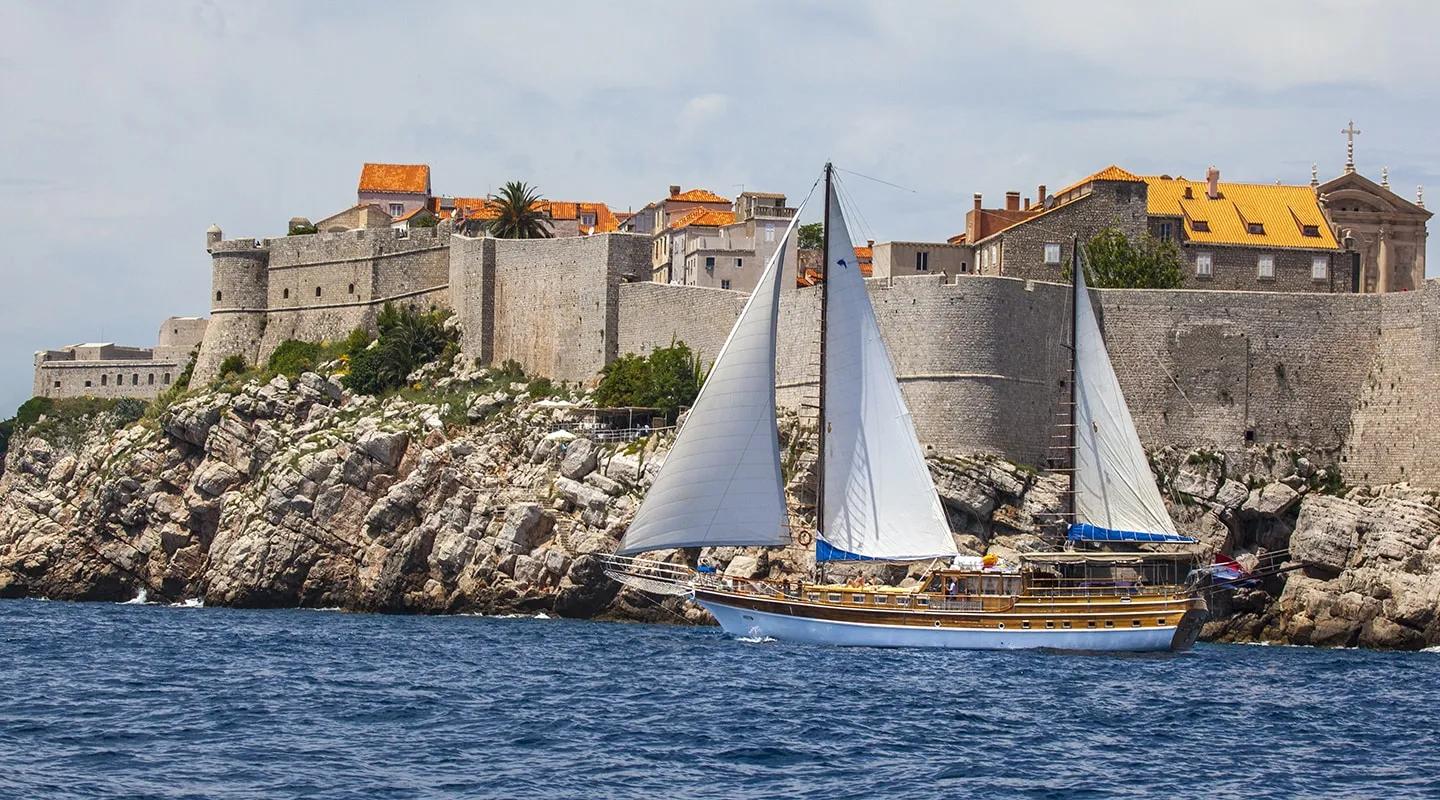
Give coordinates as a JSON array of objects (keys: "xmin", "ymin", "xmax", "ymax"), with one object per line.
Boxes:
[
  {"xmin": 1070, "ymin": 258, "xmax": 1189, "ymax": 543},
  {"xmin": 818, "ymin": 183, "xmax": 957, "ymax": 561},
  {"xmin": 615, "ymin": 203, "xmax": 806, "ymax": 555}
]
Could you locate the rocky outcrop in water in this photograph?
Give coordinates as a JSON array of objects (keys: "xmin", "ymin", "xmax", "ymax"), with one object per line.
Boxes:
[{"xmin": 1, "ymin": 359, "xmax": 1437, "ymax": 649}]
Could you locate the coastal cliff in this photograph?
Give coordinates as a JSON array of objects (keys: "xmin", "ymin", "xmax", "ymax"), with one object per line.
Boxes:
[{"xmin": 1, "ymin": 358, "xmax": 1437, "ymax": 649}]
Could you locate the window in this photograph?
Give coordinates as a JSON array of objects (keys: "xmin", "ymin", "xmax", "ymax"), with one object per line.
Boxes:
[
  {"xmin": 316, "ymin": 287, "xmax": 322, "ymax": 297},
  {"xmin": 1191, "ymin": 220, "xmax": 1210, "ymax": 232},
  {"xmin": 215, "ymin": 291, "xmax": 222, "ymax": 302},
  {"xmin": 116, "ymin": 374, "xmax": 123, "ymax": 384},
  {"xmin": 389, "ymin": 203, "xmax": 403, "ymax": 217},
  {"xmin": 915, "ymin": 251, "xmax": 930, "ymax": 272},
  {"xmin": 828, "ymin": 593, "xmax": 842, "ymax": 603},
  {"xmin": 851, "ymin": 594, "xmax": 865, "ymax": 604},
  {"xmin": 348, "ymin": 284, "xmax": 355, "ymax": 294},
  {"xmin": 1258, "ymin": 254, "xmax": 1275, "ymax": 280},
  {"xmin": 53, "ymin": 381, "xmax": 60, "ymax": 388},
  {"xmin": 163, "ymin": 373, "xmax": 171, "ymax": 385},
  {"xmin": 1312, "ymin": 255, "xmax": 1328, "ymax": 280},
  {"xmin": 84, "ymin": 380, "xmax": 92, "ymax": 388},
  {"xmin": 580, "ymin": 213, "xmax": 596, "ymax": 227},
  {"xmin": 148, "ymin": 374, "xmax": 155, "ymax": 385},
  {"xmin": 1303, "ymin": 224, "xmax": 1320, "ymax": 237},
  {"xmin": 1158, "ymin": 222, "xmax": 1172, "ymax": 240},
  {"xmin": 734, "ymin": 257, "xmax": 742, "ymax": 268},
  {"xmin": 874, "ymin": 595, "xmax": 888, "ymax": 605},
  {"xmin": 766, "ymin": 223, "xmax": 775, "ymax": 242},
  {"xmin": 960, "ymin": 262, "xmax": 969, "ymax": 273},
  {"xmin": 131, "ymin": 374, "xmax": 139, "ymax": 385},
  {"xmin": 1043, "ymin": 243, "xmax": 1061, "ymax": 264},
  {"xmin": 283, "ymin": 289, "xmax": 289, "ymax": 299},
  {"xmin": 705, "ymin": 256, "xmax": 715, "ymax": 270},
  {"xmin": 1247, "ymin": 222, "xmax": 1265, "ymax": 235},
  {"xmin": 101, "ymin": 375, "xmax": 108, "ymax": 386},
  {"xmin": 720, "ymin": 279, "xmax": 731, "ymax": 290},
  {"xmin": 1196, "ymin": 252, "xmax": 1213, "ymax": 277}
]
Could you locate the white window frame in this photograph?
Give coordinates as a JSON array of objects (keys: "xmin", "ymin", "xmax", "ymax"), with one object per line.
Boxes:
[
  {"xmin": 915, "ymin": 251, "xmax": 930, "ymax": 273},
  {"xmin": 389, "ymin": 203, "xmax": 404, "ymax": 217},
  {"xmin": 1312, "ymin": 255, "xmax": 1328, "ymax": 280},
  {"xmin": 765, "ymin": 223, "xmax": 775, "ymax": 242},
  {"xmin": 1196, "ymin": 252, "xmax": 1213, "ymax": 277},
  {"xmin": 1258, "ymin": 254, "xmax": 1275, "ymax": 280},
  {"xmin": 705, "ymin": 256, "xmax": 715, "ymax": 270},
  {"xmin": 1043, "ymin": 243, "xmax": 1061, "ymax": 265},
  {"xmin": 734, "ymin": 257, "xmax": 742, "ymax": 269},
  {"xmin": 720, "ymin": 279, "xmax": 731, "ymax": 290}
]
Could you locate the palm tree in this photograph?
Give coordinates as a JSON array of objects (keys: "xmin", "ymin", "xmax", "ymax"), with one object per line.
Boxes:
[{"xmin": 479, "ymin": 181, "xmax": 553, "ymax": 239}]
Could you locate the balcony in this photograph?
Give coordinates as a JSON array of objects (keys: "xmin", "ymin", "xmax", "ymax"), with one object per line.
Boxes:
[{"xmin": 746, "ymin": 205, "xmax": 797, "ymax": 220}]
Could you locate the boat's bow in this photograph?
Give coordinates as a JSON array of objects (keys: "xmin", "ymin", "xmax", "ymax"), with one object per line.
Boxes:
[{"xmin": 602, "ymin": 554, "xmax": 697, "ymax": 597}]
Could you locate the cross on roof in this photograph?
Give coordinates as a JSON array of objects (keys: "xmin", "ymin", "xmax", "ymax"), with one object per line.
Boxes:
[{"xmin": 1342, "ymin": 119, "xmax": 1362, "ymax": 174}]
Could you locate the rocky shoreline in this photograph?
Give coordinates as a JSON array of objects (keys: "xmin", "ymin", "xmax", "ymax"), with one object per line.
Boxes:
[{"xmin": 2, "ymin": 357, "xmax": 1437, "ymax": 649}]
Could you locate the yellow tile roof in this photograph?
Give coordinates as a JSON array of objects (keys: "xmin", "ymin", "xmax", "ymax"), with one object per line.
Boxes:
[
  {"xmin": 1051, "ymin": 164, "xmax": 1144, "ymax": 199},
  {"xmin": 358, "ymin": 163, "xmax": 430, "ymax": 194},
  {"xmin": 1144, "ymin": 177, "xmax": 1340, "ymax": 250},
  {"xmin": 670, "ymin": 188, "xmax": 731, "ymax": 203},
  {"xmin": 668, "ymin": 207, "xmax": 736, "ymax": 229}
]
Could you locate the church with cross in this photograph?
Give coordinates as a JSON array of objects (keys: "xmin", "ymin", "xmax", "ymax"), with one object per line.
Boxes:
[{"xmin": 1315, "ymin": 120, "xmax": 1431, "ymax": 293}]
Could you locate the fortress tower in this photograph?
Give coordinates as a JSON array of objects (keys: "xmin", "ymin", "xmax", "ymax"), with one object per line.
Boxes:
[{"xmin": 192, "ymin": 227, "xmax": 271, "ymax": 383}]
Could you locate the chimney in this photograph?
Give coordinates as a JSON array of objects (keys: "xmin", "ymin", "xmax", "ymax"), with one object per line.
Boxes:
[
  {"xmin": 973, "ymin": 193, "xmax": 983, "ymax": 210},
  {"xmin": 1038, "ymin": 184, "xmax": 1047, "ymax": 205},
  {"xmin": 1024, "ymin": 198, "xmax": 1031, "ymax": 211},
  {"xmin": 1206, "ymin": 166, "xmax": 1220, "ymax": 200},
  {"xmin": 1183, "ymin": 185, "xmax": 1193, "ymax": 200},
  {"xmin": 1005, "ymin": 191, "xmax": 1020, "ymax": 212},
  {"xmin": 669, "ymin": 185, "xmax": 681, "ymax": 198},
  {"xmin": 867, "ymin": 239, "xmax": 874, "ymax": 248}
]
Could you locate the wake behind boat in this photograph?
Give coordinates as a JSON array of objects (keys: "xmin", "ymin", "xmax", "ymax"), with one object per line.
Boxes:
[{"xmin": 605, "ymin": 164, "xmax": 1206, "ymax": 651}]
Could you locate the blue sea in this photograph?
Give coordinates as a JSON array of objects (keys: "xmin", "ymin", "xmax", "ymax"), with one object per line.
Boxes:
[{"xmin": 1, "ymin": 599, "xmax": 1437, "ymax": 800}]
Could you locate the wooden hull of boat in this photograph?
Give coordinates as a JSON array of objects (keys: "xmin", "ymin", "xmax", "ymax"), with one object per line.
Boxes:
[{"xmin": 695, "ymin": 589, "xmax": 1207, "ymax": 652}]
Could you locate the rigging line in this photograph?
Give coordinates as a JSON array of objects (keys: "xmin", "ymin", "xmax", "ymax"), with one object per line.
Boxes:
[
  {"xmin": 831, "ymin": 172, "xmax": 877, "ymax": 246},
  {"xmin": 834, "ymin": 166, "xmax": 918, "ymax": 194}
]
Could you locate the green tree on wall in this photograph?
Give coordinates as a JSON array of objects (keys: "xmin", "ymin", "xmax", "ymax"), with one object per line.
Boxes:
[
  {"xmin": 797, "ymin": 222, "xmax": 824, "ymax": 250},
  {"xmin": 1077, "ymin": 227, "xmax": 1185, "ymax": 289},
  {"xmin": 477, "ymin": 181, "xmax": 554, "ymax": 239},
  {"xmin": 593, "ymin": 341, "xmax": 704, "ymax": 423}
]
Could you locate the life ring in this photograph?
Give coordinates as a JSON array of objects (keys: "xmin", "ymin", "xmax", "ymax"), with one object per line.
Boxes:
[{"xmin": 795, "ymin": 530, "xmax": 813, "ymax": 547}]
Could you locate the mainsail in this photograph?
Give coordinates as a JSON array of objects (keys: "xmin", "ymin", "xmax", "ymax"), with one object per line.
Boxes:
[
  {"xmin": 615, "ymin": 204, "xmax": 806, "ymax": 555},
  {"xmin": 817, "ymin": 183, "xmax": 957, "ymax": 561},
  {"xmin": 1070, "ymin": 258, "xmax": 1191, "ymax": 543}
]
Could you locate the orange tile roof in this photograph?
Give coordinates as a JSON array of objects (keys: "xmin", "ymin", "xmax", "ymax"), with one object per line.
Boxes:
[
  {"xmin": 394, "ymin": 207, "xmax": 431, "ymax": 222},
  {"xmin": 1144, "ymin": 176, "xmax": 1340, "ymax": 250},
  {"xmin": 1051, "ymin": 164, "xmax": 1144, "ymax": 199},
  {"xmin": 670, "ymin": 188, "xmax": 731, "ymax": 203},
  {"xmin": 668, "ymin": 207, "xmax": 736, "ymax": 229},
  {"xmin": 444, "ymin": 197, "xmax": 619, "ymax": 233},
  {"xmin": 358, "ymin": 163, "xmax": 430, "ymax": 194}
]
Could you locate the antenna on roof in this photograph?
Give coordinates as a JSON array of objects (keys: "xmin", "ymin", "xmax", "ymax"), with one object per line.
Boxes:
[{"xmin": 1043, "ymin": 194, "xmax": 1057, "ymax": 210}]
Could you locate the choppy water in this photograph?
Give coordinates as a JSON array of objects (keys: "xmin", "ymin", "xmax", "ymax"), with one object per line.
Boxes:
[{"xmin": 2, "ymin": 599, "xmax": 1437, "ymax": 799}]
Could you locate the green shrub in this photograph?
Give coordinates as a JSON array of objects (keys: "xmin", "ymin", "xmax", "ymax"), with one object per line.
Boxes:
[
  {"xmin": 267, "ymin": 339, "xmax": 323, "ymax": 378},
  {"xmin": 412, "ymin": 215, "xmax": 438, "ymax": 229},
  {"xmin": 594, "ymin": 341, "xmax": 703, "ymax": 422},
  {"xmin": 341, "ymin": 302, "xmax": 457, "ymax": 396},
  {"xmin": 218, "ymin": 355, "xmax": 247, "ymax": 379},
  {"xmin": 288, "ymin": 223, "xmax": 318, "ymax": 236},
  {"xmin": 342, "ymin": 327, "xmax": 372, "ymax": 358}
]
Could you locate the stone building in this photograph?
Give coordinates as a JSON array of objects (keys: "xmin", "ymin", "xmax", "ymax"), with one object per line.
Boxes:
[
  {"xmin": 968, "ymin": 165, "xmax": 1347, "ymax": 292},
  {"xmin": 357, "ymin": 163, "xmax": 432, "ymax": 220},
  {"xmin": 34, "ymin": 317, "xmax": 208, "ymax": 400},
  {"xmin": 639, "ymin": 189, "xmax": 798, "ymax": 291},
  {"xmin": 314, "ymin": 204, "xmax": 393, "ymax": 233},
  {"xmin": 870, "ymin": 241, "xmax": 972, "ymax": 279},
  {"xmin": 1317, "ymin": 167, "xmax": 1430, "ymax": 293}
]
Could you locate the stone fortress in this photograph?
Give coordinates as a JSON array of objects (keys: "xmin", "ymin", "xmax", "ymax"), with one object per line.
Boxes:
[
  {"xmin": 39, "ymin": 140, "xmax": 1439, "ymax": 489},
  {"xmin": 33, "ymin": 317, "xmax": 208, "ymax": 401}
]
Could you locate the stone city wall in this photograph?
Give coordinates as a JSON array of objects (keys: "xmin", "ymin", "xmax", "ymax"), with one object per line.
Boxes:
[{"xmin": 34, "ymin": 358, "xmax": 187, "ymax": 400}]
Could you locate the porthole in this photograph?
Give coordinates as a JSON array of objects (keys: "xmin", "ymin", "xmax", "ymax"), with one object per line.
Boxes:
[
  {"xmin": 1045, "ymin": 621, "xmax": 1055, "ymax": 629},
  {"xmin": 1021, "ymin": 621, "xmax": 1030, "ymax": 629},
  {"xmin": 1062, "ymin": 621, "xmax": 1071, "ymax": 629},
  {"xmin": 1105, "ymin": 620, "xmax": 1115, "ymax": 628},
  {"xmin": 1087, "ymin": 621, "xmax": 1097, "ymax": 629},
  {"xmin": 827, "ymin": 593, "xmax": 841, "ymax": 603},
  {"xmin": 998, "ymin": 622, "xmax": 1006, "ymax": 629},
  {"xmin": 851, "ymin": 594, "xmax": 865, "ymax": 604},
  {"xmin": 1158, "ymin": 618, "xmax": 1168, "ymax": 625},
  {"xmin": 807, "ymin": 593, "xmax": 820, "ymax": 603},
  {"xmin": 874, "ymin": 595, "xmax": 888, "ymax": 606},
  {"xmin": 1131, "ymin": 620, "xmax": 1141, "ymax": 627}
]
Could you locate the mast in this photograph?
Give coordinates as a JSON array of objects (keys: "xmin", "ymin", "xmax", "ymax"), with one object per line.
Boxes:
[
  {"xmin": 817, "ymin": 163, "xmax": 832, "ymax": 548},
  {"xmin": 1067, "ymin": 236, "xmax": 1079, "ymax": 528}
]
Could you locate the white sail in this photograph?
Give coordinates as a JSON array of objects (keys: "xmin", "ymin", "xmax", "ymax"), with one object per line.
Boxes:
[
  {"xmin": 819, "ymin": 184, "xmax": 957, "ymax": 560},
  {"xmin": 1072, "ymin": 261, "xmax": 1180, "ymax": 538},
  {"xmin": 615, "ymin": 205, "xmax": 806, "ymax": 555}
]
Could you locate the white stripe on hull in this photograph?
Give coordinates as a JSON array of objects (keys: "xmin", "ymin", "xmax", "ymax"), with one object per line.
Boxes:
[{"xmin": 697, "ymin": 597, "xmax": 1182, "ymax": 652}]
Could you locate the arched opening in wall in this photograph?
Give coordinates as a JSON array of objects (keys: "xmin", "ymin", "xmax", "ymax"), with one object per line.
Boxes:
[
  {"xmin": 101, "ymin": 375, "xmax": 108, "ymax": 386},
  {"xmin": 316, "ymin": 287, "xmax": 322, "ymax": 297},
  {"xmin": 116, "ymin": 374, "xmax": 123, "ymax": 385},
  {"xmin": 216, "ymin": 291, "xmax": 222, "ymax": 302},
  {"xmin": 148, "ymin": 374, "xmax": 155, "ymax": 385},
  {"xmin": 132, "ymin": 374, "xmax": 139, "ymax": 385},
  {"xmin": 164, "ymin": 373, "xmax": 171, "ymax": 385},
  {"xmin": 349, "ymin": 284, "xmax": 355, "ymax": 294},
  {"xmin": 283, "ymin": 289, "xmax": 290, "ymax": 299}
]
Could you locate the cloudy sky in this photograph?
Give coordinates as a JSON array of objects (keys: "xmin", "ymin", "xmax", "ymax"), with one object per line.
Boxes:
[{"xmin": 3, "ymin": 0, "xmax": 1438, "ymax": 416}]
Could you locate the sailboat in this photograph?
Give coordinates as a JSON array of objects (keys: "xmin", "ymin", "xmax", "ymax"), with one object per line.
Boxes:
[{"xmin": 605, "ymin": 165, "xmax": 1207, "ymax": 651}]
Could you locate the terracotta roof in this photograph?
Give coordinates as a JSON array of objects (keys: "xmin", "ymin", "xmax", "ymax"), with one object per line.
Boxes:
[
  {"xmin": 358, "ymin": 163, "xmax": 430, "ymax": 194},
  {"xmin": 668, "ymin": 207, "xmax": 736, "ymax": 229},
  {"xmin": 669, "ymin": 188, "xmax": 731, "ymax": 204},
  {"xmin": 947, "ymin": 232, "xmax": 968, "ymax": 245},
  {"xmin": 853, "ymin": 246, "xmax": 874, "ymax": 277},
  {"xmin": 1145, "ymin": 176, "xmax": 1340, "ymax": 250},
  {"xmin": 393, "ymin": 207, "xmax": 433, "ymax": 222},
  {"xmin": 445, "ymin": 197, "xmax": 619, "ymax": 233}
]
